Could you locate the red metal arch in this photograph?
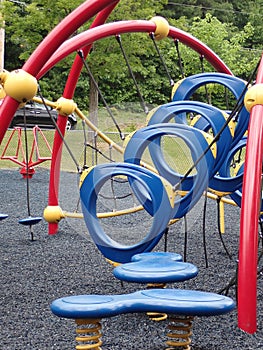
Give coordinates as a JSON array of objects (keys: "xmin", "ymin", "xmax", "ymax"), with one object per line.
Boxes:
[
  {"xmin": 238, "ymin": 53, "xmax": 263, "ymax": 334},
  {"xmin": 35, "ymin": 19, "xmax": 232, "ymax": 235},
  {"xmin": 0, "ymin": 0, "xmax": 261, "ymax": 334},
  {"xmin": 37, "ymin": 22, "xmax": 232, "ymax": 79},
  {"xmin": 46, "ymin": 2, "xmax": 120, "ymax": 235}
]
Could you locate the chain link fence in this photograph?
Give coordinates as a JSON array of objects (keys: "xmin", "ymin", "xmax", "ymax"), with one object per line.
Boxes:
[{"xmin": 0, "ymin": 127, "xmax": 194, "ymax": 177}]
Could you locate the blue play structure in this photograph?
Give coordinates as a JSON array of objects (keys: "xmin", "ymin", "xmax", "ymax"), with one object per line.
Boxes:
[
  {"xmin": 0, "ymin": 214, "xmax": 8, "ymax": 221},
  {"xmin": 79, "ymin": 73, "xmax": 249, "ymax": 263},
  {"xmin": 0, "ymin": 0, "xmax": 260, "ymax": 342},
  {"xmin": 50, "ymin": 71, "xmax": 247, "ymax": 349},
  {"xmin": 51, "ymin": 288, "xmax": 235, "ymax": 349},
  {"xmin": 79, "ymin": 162, "xmax": 174, "ymax": 263},
  {"xmin": 113, "ymin": 251, "xmax": 198, "ymax": 284}
]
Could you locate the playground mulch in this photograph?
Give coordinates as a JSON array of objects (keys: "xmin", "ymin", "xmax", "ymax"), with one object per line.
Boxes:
[{"xmin": 1, "ymin": 167, "xmax": 263, "ymax": 349}]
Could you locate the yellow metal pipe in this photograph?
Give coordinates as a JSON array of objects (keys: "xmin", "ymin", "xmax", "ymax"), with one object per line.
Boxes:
[
  {"xmin": 219, "ymin": 200, "xmax": 225, "ymax": 234},
  {"xmin": 62, "ymin": 204, "xmax": 144, "ymax": 219}
]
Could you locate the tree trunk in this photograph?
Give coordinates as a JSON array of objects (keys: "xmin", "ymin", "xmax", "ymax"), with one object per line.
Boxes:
[{"xmin": 88, "ymin": 76, "xmax": 98, "ymax": 142}]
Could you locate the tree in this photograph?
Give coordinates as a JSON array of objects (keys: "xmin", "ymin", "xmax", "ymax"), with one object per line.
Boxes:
[
  {"xmin": 163, "ymin": 0, "xmax": 236, "ymax": 23},
  {"xmin": 245, "ymin": 0, "xmax": 263, "ymax": 48},
  {"xmin": 2, "ymin": 0, "xmax": 84, "ymax": 101},
  {"xmin": 3, "ymin": 0, "xmax": 83, "ymax": 61},
  {"xmin": 187, "ymin": 13, "xmax": 257, "ymax": 77},
  {"xmin": 2, "ymin": 0, "xmax": 170, "ymax": 109},
  {"xmin": 1, "ymin": 0, "xmax": 262, "ymax": 111}
]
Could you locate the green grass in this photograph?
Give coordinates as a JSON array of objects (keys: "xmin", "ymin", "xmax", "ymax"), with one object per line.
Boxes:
[
  {"xmin": 0, "ymin": 107, "xmax": 195, "ymax": 174},
  {"xmin": 78, "ymin": 106, "xmax": 149, "ymax": 132}
]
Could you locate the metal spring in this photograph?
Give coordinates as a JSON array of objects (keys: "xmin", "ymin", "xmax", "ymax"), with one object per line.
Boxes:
[
  {"xmin": 147, "ymin": 311, "xmax": 168, "ymax": 321},
  {"xmin": 75, "ymin": 318, "xmax": 103, "ymax": 350},
  {"xmin": 165, "ymin": 315, "xmax": 194, "ymax": 349},
  {"xmin": 147, "ymin": 283, "xmax": 167, "ymax": 289},
  {"xmin": 147, "ymin": 283, "xmax": 168, "ymax": 321}
]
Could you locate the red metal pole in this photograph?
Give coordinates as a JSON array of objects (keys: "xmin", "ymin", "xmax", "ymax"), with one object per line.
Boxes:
[
  {"xmin": 38, "ymin": 23, "xmax": 232, "ymax": 79},
  {"xmin": 47, "ymin": 2, "xmax": 119, "ymax": 234},
  {"xmin": 238, "ymin": 53, "xmax": 263, "ymax": 334}
]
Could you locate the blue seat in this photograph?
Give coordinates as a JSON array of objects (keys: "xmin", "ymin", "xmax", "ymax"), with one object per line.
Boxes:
[
  {"xmin": 113, "ymin": 251, "xmax": 197, "ymax": 284},
  {"xmin": 51, "ymin": 288, "xmax": 235, "ymax": 319},
  {"xmin": 131, "ymin": 251, "xmax": 182, "ymax": 262},
  {"xmin": 0, "ymin": 214, "xmax": 8, "ymax": 221},
  {"xmin": 51, "ymin": 289, "xmax": 235, "ymax": 349},
  {"xmin": 18, "ymin": 216, "xmax": 42, "ymax": 225}
]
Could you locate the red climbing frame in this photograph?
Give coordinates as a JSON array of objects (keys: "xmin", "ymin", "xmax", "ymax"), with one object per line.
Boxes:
[
  {"xmin": 0, "ymin": 126, "xmax": 52, "ymax": 178},
  {"xmin": 43, "ymin": 2, "xmax": 120, "ymax": 235},
  {"xmin": 238, "ymin": 53, "xmax": 263, "ymax": 334},
  {"xmin": 2, "ymin": 0, "xmax": 260, "ymax": 332},
  {"xmin": 0, "ymin": 0, "xmax": 232, "ymax": 235}
]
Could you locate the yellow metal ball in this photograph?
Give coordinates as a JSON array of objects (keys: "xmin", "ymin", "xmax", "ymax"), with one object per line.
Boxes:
[
  {"xmin": 0, "ymin": 70, "xmax": 10, "ymax": 86},
  {"xmin": 0, "ymin": 84, "xmax": 6, "ymax": 99},
  {"xmin": 244, "ymin": 84, "xmax": 263, "ymax": 112},
  {"xmin": 150, "ymin": 16, "xmax": 170, "ymax": 40},
  {"xmin": 56, "ymin": 97, "xmax": 77, "ymax": 116},
  {"xmin": 43, "ymin": 205, "xmax": 65, "ymax": 223},
  {"xmin": 1, "ymin": 69, "xmax": 38, "ymax": 103}
]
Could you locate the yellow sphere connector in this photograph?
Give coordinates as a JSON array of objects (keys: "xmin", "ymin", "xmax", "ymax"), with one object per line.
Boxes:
[
  {"xmin": 0, "ymin": 70, "xmax": 9, "ymax": 86},
  {"xmin": 56, "ymin": 97, "xmax": 77, "ymax": 116},
  {"xmin": 0, "ymin": 84, "xmax": 6, "ymax": 99},
  {"xmin": 0, "ymin": 69, "xmax": 38, "ymax": 103},
  {"xmin": 150, "ymin": 16, "xmax": 170, "ymax": 40},
  {"xmin": 43, "ymin": 205, "xmax": 65, "ymax": 223},
  {"xmin": 244, "ymin": 84, "xmax": 263, "ymax": 112}
]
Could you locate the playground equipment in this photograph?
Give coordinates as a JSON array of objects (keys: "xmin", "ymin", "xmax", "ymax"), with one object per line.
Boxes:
[
  {"xmin": 0, "ymin": 0, "xmax": 262, "ymax": 338},
  {"xmin": 0, "ymin": 126, "xmax": 52, "ymax": 178},
  {"xmin": 79, "ymin": 162, "xmax": 175, "ymax": 263},
  {"xmin": 50, "ymin": 288, "xmax": 235, "ymax": 349},
  {"xmin": 0, "ymin": 213, "xmax": 8, "ymax": 221},
  {"xmin": 113, "ymin": 251, "xmax": 198, "ymax": 285}
]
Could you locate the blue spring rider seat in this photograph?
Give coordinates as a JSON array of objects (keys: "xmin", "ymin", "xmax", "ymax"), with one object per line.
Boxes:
[
  {"xmin": 51, "ymin": 288, "xmax": 235, "ymax": 349},
  {"xmin": 113, "ymin": 251, "xmax": 198, "ymax": 286},
  {"xmin": 0, "ymin": 214, "xmax": 8, "ymax": 221}
]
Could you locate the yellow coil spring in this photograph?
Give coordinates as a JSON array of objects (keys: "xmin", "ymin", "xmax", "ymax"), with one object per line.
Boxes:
[
  {"xmin": 147, "ymin": 311, "xmax": 168, "ymax": 321},
  {"xmin": 147, "ymin": 283, "xmax": 168, "ymax": 321},
  {"xmin": 75, "ymin": 318, "xmax": 103, "ymax": 350},
  {"xmin": 166, "ymin": 315, "xmax": 193, "ymax": 350},
  {"xmin": 147, "ymin": 283, "xmax": 167, "ymax": 289}
]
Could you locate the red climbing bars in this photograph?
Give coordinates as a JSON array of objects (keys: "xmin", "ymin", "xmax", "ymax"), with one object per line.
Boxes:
[
  {"xmin": 238, "ymin": 53, "xmax": 263, "ymax": 334},
  {"xmin": 46, "ymin": 2, "xmax": 120, "ymax": 235}
]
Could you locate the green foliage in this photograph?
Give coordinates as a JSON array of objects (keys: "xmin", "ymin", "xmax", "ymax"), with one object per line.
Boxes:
[
  {"xmin": 1, "ymin": 0, "xmax": 262, "ymax": 111},
  {"xmin": 108, "ymin": 0, "xmax": 168, "ymax": 20}
]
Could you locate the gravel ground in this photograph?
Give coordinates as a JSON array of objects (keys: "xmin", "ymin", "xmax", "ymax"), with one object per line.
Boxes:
[{"xmin": 1, "ymin": 167, "xmax": 263, "ymax": 349}]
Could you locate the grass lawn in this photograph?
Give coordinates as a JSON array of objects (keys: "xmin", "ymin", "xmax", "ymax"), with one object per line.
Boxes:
[{"xmin": 0, "ymin": 107, "xmax": 209, "ymax": 176}]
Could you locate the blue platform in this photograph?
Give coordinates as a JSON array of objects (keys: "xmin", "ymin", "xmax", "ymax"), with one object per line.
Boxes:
[
  {"xmin": 113, "ymin": 252, "xmax": 197, "ymax": 283},
  {"xmin": 131, "ymin": 251, "xmax": 182, "ymax": 262},
  {"xmin": 0, "ymin": 214, "xmax": 8, "ymax": 221},
  {"xmin": 18, "ymin": 216, "xmax": 42, "ymax": 226},
  {"xmin": 51, "ymin": 288, "xmax": 235, "ymax": 319}
]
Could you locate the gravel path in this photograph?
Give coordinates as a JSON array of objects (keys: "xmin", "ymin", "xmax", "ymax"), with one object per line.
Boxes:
[{"xmin": 0, "ymin": 168, "xmax": 262, "ymax": 349}]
